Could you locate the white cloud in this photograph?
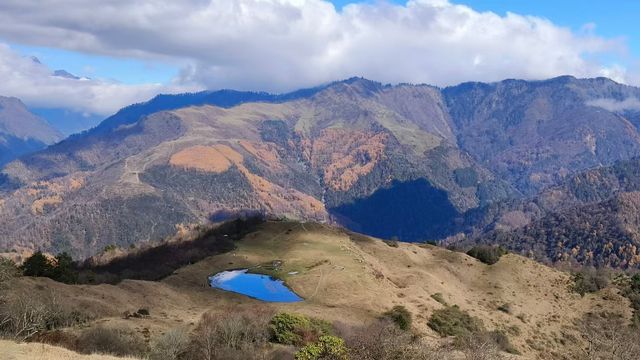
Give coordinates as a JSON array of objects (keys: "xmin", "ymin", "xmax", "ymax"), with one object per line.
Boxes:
[
  {"xmin": 587, "ymin": 97, "xmax": 640, "ymax": 112},
  {"xmin": 0, "ymin": 44, "xmax": 197, "ymax": 115},
  {"xmin": 0, "ymin": 0, "xmax": 632, "ymax": 112},
  {"xmin": 209, "ymin": 269, "xmax": 246, "ymax": 287}
]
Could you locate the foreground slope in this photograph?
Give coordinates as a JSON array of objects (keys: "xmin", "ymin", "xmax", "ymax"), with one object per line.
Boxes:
[
  {"xmin": 2, "ymin": 221, "xmax": 633, "ymax": 359},
  {"xmin": 1, "ymin": 340, "xmax": 139, "ymax": 360}
]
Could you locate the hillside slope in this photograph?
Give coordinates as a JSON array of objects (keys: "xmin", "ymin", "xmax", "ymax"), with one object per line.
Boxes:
[
  {"xmin": 3, "ymin": 76, "xmax": 640, "ymax": 257},
  {"xmin": 0, "ymin": 79, "xmax": 509, "ymax": 256},
  {"xmin": 444, "ymin": 76, "xmax": 640, "ymax": 195},
  {"xmin": 457, "ymin": 157, "xmax": 640, "ymax": 269},
  {"xmin": 1, "ymin": 221, "xmax": 634, "ymax": 359}
]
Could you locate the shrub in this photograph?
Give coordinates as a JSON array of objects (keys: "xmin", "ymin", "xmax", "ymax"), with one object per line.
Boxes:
[
  {"xmin": 486, "ymin": 330, "xmax": 519, "ymax": 354},
  {"xmin": 572, "ymin": 268, "xmax": 609, "ymax": 296},
  {"xmin": 149, "ymin": 328, "xmax": 190, "ymax": 360},
  {"xmin": 21, "ymin": 251, "xmax": 54, "ymax": 278},
  {"xmin": 578, "ymin": 312, "xmax": 640, "ymax": 360},
  {"xmin": 384, "ymin": 305, "xmax": 412, "ymax": 330},
  {"xmin": 0, "ymin": 258, "xmax": 19, "ymax": 287},
  {"xmin": 630, "ymin": 273, "xmax": 640, "ymax": 293},
  {"xmin": 52, "ymin": 252, "xmax": 77, "ymax": 284},
  {"xmin": 339, "ymin": 319, "xmax": 444, "ymax": 360},
  {"xmin": 269, "ymin": 313, "xmax": 332, "ymax": 346},
  {"xmin": 384, "ymin": 240, "xmax": 399, "ymax": 248},
  {"xmin": 0, "ymin": 290, "xmax": 91, "ymax": 340},
  {"xmin": 20, "ymin": 251, "xmax": 78, "ymax": 284},
  {"xmin": 623, "ymin": 273, "xmax": 640, "ymax": 327},
  {"xmin": 427, "ymin": 305, "xmax": 484, "ymax": 338},
  {"xmin": 466, "ymin": 246, "xmax": 507, "ymax": 265},
  {"xmin": 457, "ymin": 332, "xmax": 504, "ymax": 360},
  {"xmin": 189, "ymin": 310, "xmax": 271, "ymax": 360},
  {"xmin": 295, "ymin": 335, "xmax": 348, "ymax": 360},
  {"xmin": 497, "ymin": 303, "xmax": 511, "ymax": 314},
  {"xmin": 76, "ymin": 326, "xmax": 147, "ymax": 357},
  {"xmin": 431, "ymin": 293, "xmax": 447, "ymax": 305}
]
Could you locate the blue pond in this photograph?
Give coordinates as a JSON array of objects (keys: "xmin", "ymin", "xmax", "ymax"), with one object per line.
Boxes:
[{"xmin": 209, "ymin": 269, "xmax": 303, "ymax": 303}]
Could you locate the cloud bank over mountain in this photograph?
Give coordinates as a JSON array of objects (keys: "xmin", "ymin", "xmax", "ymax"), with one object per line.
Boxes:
[
  {"xmin": 0, "ymin": 0, "xmax": 631, "ymax": 115},
  {"xmin": 0, "ymin": 45, "xmax": 195, "ymax": 116}
]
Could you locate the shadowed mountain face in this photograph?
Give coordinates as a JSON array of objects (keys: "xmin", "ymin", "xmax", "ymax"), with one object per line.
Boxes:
[
  {"xmin": 4, "ymin": 76, "xmax": 640, "ymax": 259},
  {"xmin": 330, "ymin": 179, "xmax": 459, "ymax": 241},
  {"xmin": 0, "ymin": 96, "xmax": 62, "ymax": 167}
]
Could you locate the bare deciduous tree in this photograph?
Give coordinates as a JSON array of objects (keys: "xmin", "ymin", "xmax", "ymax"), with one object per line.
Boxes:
[
  {"xmin": 150, "ymin": 328, "xmax": 190, "ymax": 360},
  {"xmin": 578, "ymin": 312, "xmax": 640, "ymax": 360}
]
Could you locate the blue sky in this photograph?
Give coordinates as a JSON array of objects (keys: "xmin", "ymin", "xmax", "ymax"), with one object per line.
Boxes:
[{"xmin": 0, "ymin": 0, "xmax": 636, "ymax": 116}]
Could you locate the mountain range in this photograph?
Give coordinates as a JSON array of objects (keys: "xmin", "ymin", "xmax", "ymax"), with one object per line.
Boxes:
[
  {"xmin": 0, "ymin": 96, "xmax": 62, "ymax": 167},
  {"xmin": 3, "ymin": 76, "xmax": 640, "ymax": 266}
]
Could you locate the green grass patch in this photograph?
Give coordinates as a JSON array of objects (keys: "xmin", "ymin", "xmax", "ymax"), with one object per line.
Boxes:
[
  {"xmin": 427, "ymin": 305, "xmax": 484, "ymax": 337},
  {"xmin": 269, "ymin": 313, "xmax": 333, "ymax": 346}
]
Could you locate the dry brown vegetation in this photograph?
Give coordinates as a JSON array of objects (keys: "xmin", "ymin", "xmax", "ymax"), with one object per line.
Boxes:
[{"xmin": 0, "ymin": 220, "xmax": 637, "ymax": 359}]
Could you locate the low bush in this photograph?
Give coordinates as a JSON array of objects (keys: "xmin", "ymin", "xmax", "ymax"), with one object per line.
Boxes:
[
  {"xmin": 21, "ymin": 251, "xmax": 77, "ymax": 284},
  {"xmin": 578, "ymin": 312, "xmax": 640, "ymax": 360},
  {"xmin": 0, "ymin": 258, "xmax": 19, "ymax": 284},
  {"xmin": 0, "ymin": 258, "xmax": 19, "ymax": 296},
  {"xmin": 76, "ymin": 326, "xmax": 147, "ymax": 357},
  {"xmin": 466, "ymin": 246, "xmax": 507, "ymax": 265},
  {"xmin": 189, "ymin": 309, "xmax": 271, "ymax": 360},
  {"xmin": 149, "ymin": 328, "xmax": 190, "ymax": 360},
  {"xmin": 338, "ymin": 319, "xmax": 444, "ymax": 360},
  {"xmin": 623, "ymin": 273, "xmax": 640, "ymax": 327},
  {"xmin": 295, "ymin": 335, "xmax": 348, "ymax": 360},
  {"xmin": 384, "ymin": 240, "xmax": 399, "ymax": 248},
  {"xmin": 427, "ymin": 305, "xmax": 484, "ymax": 337},
  {"xmin": 21, "ymin": 251, "xmax": 53, "ymax": 277},
  {"xmin": 497, "ymin": 303, "xmax": 512, "ymax": 314},
  {"xmin": 430, "ymin": 293, "xmax": 447, "ymax": 305},
  {"xmin": 485, "ymin": 330, "xmax": 519, "ymax": 355},
  {"xmin": 384, "ymin": 305, "xmax": 412, "ymax": 330},
  {"xmin": 0, "ymin": 290, "xmax": 91, "ymax": 340},
  {"xmin": 456, "ymin": 332, "xmax": 505, "ymax": 360},
  {"xmin": 572, "ymin": 268, "xmax": 609, "ymax": 296},
  {"xmin": 269, "ymin": 313, "xmax": 332, "ymax": 346}
]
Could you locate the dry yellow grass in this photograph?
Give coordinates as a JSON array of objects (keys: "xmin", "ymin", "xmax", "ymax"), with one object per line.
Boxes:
[
  {"xmin": 4, "ymin": 221, "xmax": 634, "ymax": 359},
  {"xmin": 0, "ymin": 340, "xmax": 140, "ymax": 360},
  {"xmin": 169, "ymin": 144, "xmax": 242, "ymax": 173}
]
